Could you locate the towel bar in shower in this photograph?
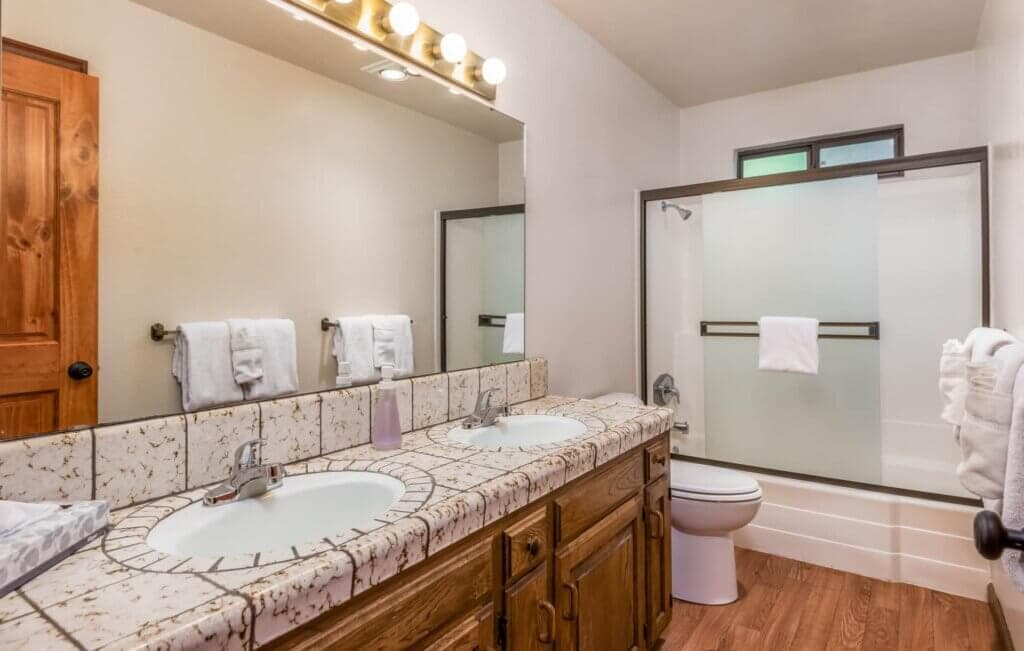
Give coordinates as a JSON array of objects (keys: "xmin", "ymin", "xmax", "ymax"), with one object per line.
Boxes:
[
  {"xmin": 477, "ymin": 314, "xmax": 507, "ymax": 328},
  {"xmin": 699, "ymin": 320, "xmax": 880, "ymax": 340}
]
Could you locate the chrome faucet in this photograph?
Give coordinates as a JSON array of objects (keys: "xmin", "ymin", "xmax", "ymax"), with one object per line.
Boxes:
[
  {"xmin": 462, "ymin": 388, "xmax": 508, "ymax": 429},
  {"xmin": 203, "ymin": 439, "xmax": 284, "ymax": 506}
]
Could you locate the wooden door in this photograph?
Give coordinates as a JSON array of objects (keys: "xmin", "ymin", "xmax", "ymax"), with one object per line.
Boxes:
[
  {"xmin": 0, "ymin": 50, "xmax": 98, "ymax": 439},
  {"xmin": 555, "ymin": 496, "xmax": 645, "ymax": 651},
  {"xmin": 644, "ymin": 476, "xmax": 671, "ymax": 643},
  {"xmin": 424, "ymin": 604, "xmax": 494, "ymax": 651},
  {"xmin": 505, "ymin": 562, "xmax": 554, "ymax": 650}
]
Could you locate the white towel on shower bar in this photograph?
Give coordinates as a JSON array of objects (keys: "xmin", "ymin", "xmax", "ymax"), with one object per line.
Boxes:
[
  {"xmin": 503, "ymin": 313, "xmax": 525, "ymax": 354},
  {"xmin": 172, "ymin": 321, "xmax": 244, "ymax": 411},
  {"xmin": 757, "ymin": 317, "xmax": 819, "ymax": 375}
]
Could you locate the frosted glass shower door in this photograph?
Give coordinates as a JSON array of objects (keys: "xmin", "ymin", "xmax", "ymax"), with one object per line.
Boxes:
[{"xmin": 702, "ymin": 175, "xmax": 882, "ymax": 482}]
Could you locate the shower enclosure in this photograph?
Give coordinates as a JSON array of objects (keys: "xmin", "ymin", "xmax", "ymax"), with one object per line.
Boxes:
[{"xmin": 641, "ymin": 147, "xmax": 988, "ymax": 501}]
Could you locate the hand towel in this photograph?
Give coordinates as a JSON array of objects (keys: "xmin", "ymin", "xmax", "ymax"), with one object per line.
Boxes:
[
  {"xmin": 967, "ymin": 327, "xmax": 1016, "ymax": 362},
  {"xmin": 0, "ymin": 501, "xmax": 59, "ymax": 536},
  {"xmin": 503, "ymin": 312, "xmax": 525, "ymax": 354},
  {"xmin": 337, "ymin": 316, "xmax": 377, "ymax": 383},
  {"xmin": 226, "ymin": 318, "xmax": 264, "ymax": 385},
  {"xmin": 172, "ymin": 321, "xmax": 243, "ymax": 411},
  {"xmin": 372, "ymin": 315, "xmax": 414, "ymax": 378},
  {"xmin": 957, "ymin": 357, "xmax": 1015, "ymax": 499},
  {"xmin": 757, "ymin": 317, "xmax": 819, "ymax": 375},
  {"xmin": 1001, "ymin": 361, "xmax": 1024, "ymax": 588},
  {"xmin": 243, "ymin": 319, "xmax": 298, "ymax": 400}
]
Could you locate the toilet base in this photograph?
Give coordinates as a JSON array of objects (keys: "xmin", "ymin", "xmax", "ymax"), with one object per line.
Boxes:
[{"xmin": 671, "ymin": 527, "xmax": 739, "ymax": 605}]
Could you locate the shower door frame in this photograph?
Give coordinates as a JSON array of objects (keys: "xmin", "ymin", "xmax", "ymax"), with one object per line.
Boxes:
[{"xmin": 638, "ymin": 146, "xmax": 989, "ymax": 504}]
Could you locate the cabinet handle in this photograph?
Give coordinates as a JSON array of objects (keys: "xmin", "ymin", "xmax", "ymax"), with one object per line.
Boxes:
[
  {"xmin": 648, "ymin": 509, "xmax": 665, "ymax": 539},
  {"xmin": 526, "ymin": 536, "xmax": 542, "ymax": 556},
  {"xmin": 562, "ymin": 583, "xmax": 579, "ymax": 621},
  {"xmin": 652, "ymin": 453, "xmax": 666, "ymax": 467},
  {"xmin": 537, "ymin": 600, "xmax": 557, "ymax": 644}
]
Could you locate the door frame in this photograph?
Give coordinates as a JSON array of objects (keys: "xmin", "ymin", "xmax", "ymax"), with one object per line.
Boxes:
[{"xmin": 438, "ymin": 203, "xmax": 525, "ymax": 371}]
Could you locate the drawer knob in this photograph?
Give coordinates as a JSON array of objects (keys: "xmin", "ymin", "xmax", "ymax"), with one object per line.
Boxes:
[{"xmin": 526, "ymin": 537, "xmax": 542, "ymax": 556}]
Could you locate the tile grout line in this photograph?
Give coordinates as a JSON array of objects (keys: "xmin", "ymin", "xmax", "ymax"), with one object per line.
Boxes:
[
  {"xmin": 19, "ymin": 591, "xmax": 87, "ymax": 651},
  {"xmin": 90, "ymin": 428, "xmax": 97, "ymax": 501}
]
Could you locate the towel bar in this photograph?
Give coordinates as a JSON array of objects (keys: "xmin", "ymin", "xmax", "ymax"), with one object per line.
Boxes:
[
  {"xmin": 150, "ymin": 322, "xmax": 178, "ymax": 341},
  {"xmin": 321, "ymin": 317, "xmax": 414, "ymax": 332},
  {"xmin": 699, "ymin": 320, "xmax": 880, "ymax": 340},
  {"xmin": 478, "ymin": 314, "xmax": 507, "ymax": 328}
]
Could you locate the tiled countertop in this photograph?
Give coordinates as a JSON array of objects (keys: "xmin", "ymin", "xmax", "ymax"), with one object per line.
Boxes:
[{"xmin": 0, "ymin": 396, "xmax": 672, "ymax": 650}]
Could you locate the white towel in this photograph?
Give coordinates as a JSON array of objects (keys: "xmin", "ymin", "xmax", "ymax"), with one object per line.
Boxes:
[
  {"xmin": 757, "ymin": 317, "xmax": 819, "ymax": 375},
  {"xmin": 0, "ymin": 501, "xmax": 60, "ymax": 536},
  {"xmin": 372, "ymin": 315, "xmax": 414, "ymax": 378},
  {"xmin": 172, "ymin": 321, "xmax": 243, "ymax": 411},
  {"xmin": 336, "ymin": 316, "xmax": 377, "ymax": 383},
  {"xmin": 503, "ymin": 313, "xmax": 525, "ymax": 354},
  {"xmin": 968, "ymin": 326, "xmax": 1016, "ymax": 362},
  {"xmin": 939, "ymin": 339, "xmax": 970, "ymax": 426},
  {"xmin": 957, "ymin": 358, "xmax": 1014, "ymax": 499},
  {"xmin": 1001, "ymin": 360, "xmax": 1024, "ymax": 588},
  {"xmin": 226, "ymin": 319, "xmax": 264, "ymax": 385},
  {"xmin": 243, "ymin": 319, "xmax": 298, "ymax": 400}
]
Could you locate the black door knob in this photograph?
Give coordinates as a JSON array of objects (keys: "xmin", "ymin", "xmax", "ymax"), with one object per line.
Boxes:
[
  {"xmin": 67, "ymin": 361, "xmax": 93, "ymax": 381},
  {"xmin": 974, "ymin": 510, "xmax": 1024, "ymax": 560}
]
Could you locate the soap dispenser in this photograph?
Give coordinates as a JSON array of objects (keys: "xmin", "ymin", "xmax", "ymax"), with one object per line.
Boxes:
[{"xmin": 372, "ymin": 365, "xmax": 402, "ymax": 450}]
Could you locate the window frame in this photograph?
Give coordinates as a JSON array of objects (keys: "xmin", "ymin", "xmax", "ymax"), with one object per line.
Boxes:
[{"xmin": 736, "ymin": 125, "xmax": 905, "ymax": 179}]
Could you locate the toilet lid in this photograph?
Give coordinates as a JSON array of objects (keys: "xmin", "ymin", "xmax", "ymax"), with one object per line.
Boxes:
[{"xmin": 670, "ymin": 460, "xmax": 761, "ymax": 496}]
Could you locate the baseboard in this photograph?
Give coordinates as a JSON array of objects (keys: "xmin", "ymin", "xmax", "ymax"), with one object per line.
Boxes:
[
  {"xmin": 732, "ymin": 471, "xmax": 988, "ymax": 600},
  {"xmin": 990, "ymin": 583, "xmax": 1016, "ymax": 651}
]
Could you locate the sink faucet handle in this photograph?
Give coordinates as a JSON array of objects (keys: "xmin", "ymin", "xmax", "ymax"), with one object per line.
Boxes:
[{"xmin": 234, "ymin": 439, "xmax": 267, "ymax": 471}]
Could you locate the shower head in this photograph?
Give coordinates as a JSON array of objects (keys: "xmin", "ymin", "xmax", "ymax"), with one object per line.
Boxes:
[{"xmin": 661, "ymin": 201, "xmax": 692, "ymax": 221}]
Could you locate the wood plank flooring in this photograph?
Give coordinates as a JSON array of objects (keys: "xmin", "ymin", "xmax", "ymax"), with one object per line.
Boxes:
[{"xmin": 662, "ymin": 549, "xmax": 999, "ymax": 650}]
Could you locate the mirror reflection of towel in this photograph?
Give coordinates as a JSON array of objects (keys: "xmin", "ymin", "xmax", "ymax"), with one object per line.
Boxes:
[{"xmin": 503, "ymin": 313, "xmax": 524, "ymax": 354}]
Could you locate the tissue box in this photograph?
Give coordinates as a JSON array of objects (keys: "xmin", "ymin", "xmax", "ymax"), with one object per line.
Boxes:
[{"xmin": 0, "ymin": 501, "xmax": 109, "ymax": 597}]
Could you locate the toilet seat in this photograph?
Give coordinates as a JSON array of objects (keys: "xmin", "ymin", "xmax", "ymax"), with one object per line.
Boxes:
[{"xmin": 670, "ymin": 460, "xmax": 762, "ymax": 502}]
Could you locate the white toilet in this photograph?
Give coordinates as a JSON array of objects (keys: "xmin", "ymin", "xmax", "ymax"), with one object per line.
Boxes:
[{"xmin": 669, "ymin": 459, "xmax": 762, "ymax": 605}]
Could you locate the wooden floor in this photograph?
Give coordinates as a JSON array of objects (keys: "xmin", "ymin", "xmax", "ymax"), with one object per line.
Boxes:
[{"xmin": 662, "ymin": 549, "xmax": 1000, "ymax": 651}]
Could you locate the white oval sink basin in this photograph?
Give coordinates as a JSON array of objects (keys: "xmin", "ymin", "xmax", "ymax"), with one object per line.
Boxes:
[
  {"xmin": 447, "ymin": 415, "xmax": 587, "ymax": 449},
  {"xmin": 147, "ymin": 472, "xmax": 404, "ymax": 557}
]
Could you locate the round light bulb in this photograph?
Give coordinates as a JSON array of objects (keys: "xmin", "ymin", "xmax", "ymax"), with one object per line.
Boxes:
[
  {"xmin": 386, "ymin": 2, "xmax": 420, "ymax": 37},
  {"xmin": 379, "ymin": 68, "xmax": 408, "ymax": 82},
  {"xmin": 438, "ymin": 33, "xmax": 467, "ymax": 64},
  {"xmin": 480, "ymin": 57, "xmax": 507, "ymax": 85},
  {"xmin": 352, "ymin": 42, "xmax": 369, "ymax": 51}
]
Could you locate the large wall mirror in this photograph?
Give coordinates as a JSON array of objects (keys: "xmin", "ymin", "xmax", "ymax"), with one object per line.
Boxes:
[{"xmin": 0, "ymin": 0, "xmax": 525, "ymax": 438}]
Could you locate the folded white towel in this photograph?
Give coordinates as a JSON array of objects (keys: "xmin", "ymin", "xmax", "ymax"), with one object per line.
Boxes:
[
  {"xmin": 337, "ymin": 316, "xmax": 377, "ymax": 383},
  {"xmin": 757, "ymin": 317, "xmax": 819, "ymax": 375},
  {"xmin": 957, "ymin": 359, "xmax": 1013, "ymax": 499},
  {"xmin": 226, "ymin": 318, "xmax": 264, "ymax": 385},
  {"xmin": 172, "ymin": 321, "xmax": 244, "ymax": 411},
  {"xmin": 372, "ymin": 315, "xmax": 414, "ymax": 378},
  {"xmin": 1001, "ymin": 360, "xmax": 1024, "ymax": 588},
  {"xmin": 0, "ymin": 501, "xmax": 59, "ymax": 537},
  {"xmin": 939, "ymin": 339, "xmax": 970, "ymax": 426},
  {"xmin": 968, "ymin": 326, "xmax": 1016, "ymax": 362},
  {"xmin": 503, "ymin": 313, "xmax": 525, "ymax": 354},
  {"xmin": 243, "ymin": 319, "xmax": 298, "ymax": 400}
]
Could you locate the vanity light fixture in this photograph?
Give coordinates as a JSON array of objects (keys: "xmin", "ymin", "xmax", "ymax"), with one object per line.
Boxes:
[
  {"xmin": 477, "ymin": 57, "xmax": 507, "ymax": 85},
  {"xmin": 433, "ymin": 33, "xmax": 468, "ymax": 64},
  {"xmin": 382, "ymin": 2, "xmax": 420, "ymax": 37}
]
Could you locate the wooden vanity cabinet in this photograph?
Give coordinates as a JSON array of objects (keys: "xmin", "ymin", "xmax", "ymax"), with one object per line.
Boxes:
[{"xmin": 264, "ymin": 433, "xmax": 671, "ymax": 651}]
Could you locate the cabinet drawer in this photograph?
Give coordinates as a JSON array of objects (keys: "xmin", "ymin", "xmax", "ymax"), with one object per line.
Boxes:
[
  {"xmin": 644, "ymin": 439, "xmax": 669, "ymax": 482},
  {"xmin": 503, "ymin": 507, "xmax": 548, "ymax": 582},
  {"xmin": 554, "ymin": 452, "xmax": 644, "ymax": 544}
]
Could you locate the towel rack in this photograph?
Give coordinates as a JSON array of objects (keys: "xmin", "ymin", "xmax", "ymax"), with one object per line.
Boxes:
[
  {"xmin": 150, "ymin": 322, "xmax": 178, "ymax": 341},
  {"xmin": 321, "ymin": 317, "xmax": 414, "ymax": 332},
  {"xmin": 478, "ymin": 314, "xmax": 507, "ymax": 328},
  {"xmin": 699, "ymin": 320, "xmax": 880, "ymax": 340}
]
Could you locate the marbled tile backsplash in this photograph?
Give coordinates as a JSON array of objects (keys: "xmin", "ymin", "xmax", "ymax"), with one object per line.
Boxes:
[{"xmin": 0, "ymin": 359, "xmax": 548, "ymax": 509}]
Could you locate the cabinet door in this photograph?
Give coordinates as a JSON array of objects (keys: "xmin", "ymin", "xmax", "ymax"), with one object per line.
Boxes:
[
  {"xmin": 505, "ymin": 562, "xmax": 555, "ymax": 650},
  {"xmin": 555, "ymin": 496, "xmax": 644, "ymax": 651},
  {"xmin": 425, "ymin": 604, "xmax": 494, "ymax": 651},
  {"xmin": 644, "ymin": 475, "xmax": 672, "ymax": 643}
]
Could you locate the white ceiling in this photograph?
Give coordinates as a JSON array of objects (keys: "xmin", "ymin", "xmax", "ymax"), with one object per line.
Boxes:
[{"xmin": 547, "ymin": 0, "xmax": 987, "ymax": 108}]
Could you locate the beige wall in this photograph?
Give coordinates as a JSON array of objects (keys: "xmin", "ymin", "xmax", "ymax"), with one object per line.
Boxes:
[
  {"xmin": 677, "ymin": 51, "xmax": 981, "ymax": 185},
  {"xmin": 977, "ymin": 0, "xmax": 1024, "ymax": 641},
  {"xmin": 413, "ymin": 0, "xmax": 682, "ymax": 400},
  {"xmin": 2, "ymin": 0, "xmax": 504, "ymax": 422}
]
